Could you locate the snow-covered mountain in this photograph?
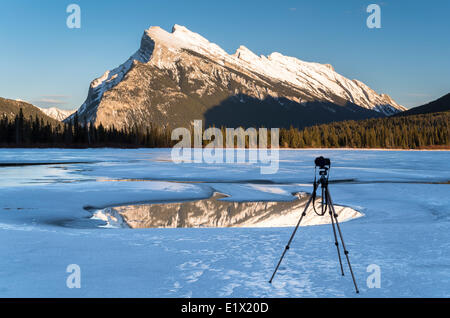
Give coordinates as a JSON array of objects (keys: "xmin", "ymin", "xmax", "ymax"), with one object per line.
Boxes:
[
  {"xmin": 38, "ymin": 107, "xmax": 75, "ymax": 121},
  {"xmin": 68, "ymin": 25, "xmax": 406, "ymax": 129}
]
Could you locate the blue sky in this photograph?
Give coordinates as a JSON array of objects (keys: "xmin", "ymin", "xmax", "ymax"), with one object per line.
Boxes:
[{"xmin": 0, "ymin": 0, "xmax": 449, "ymax": 110}]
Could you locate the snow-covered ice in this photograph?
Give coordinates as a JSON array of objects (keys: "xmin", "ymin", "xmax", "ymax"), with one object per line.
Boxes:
[{"xmin": 0, "ymin": 148, "xmax": 448, "ymax": 297}]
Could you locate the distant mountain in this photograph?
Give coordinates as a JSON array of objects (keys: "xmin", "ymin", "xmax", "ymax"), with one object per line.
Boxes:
[
  {"xmin": 395, "ymin": 93, "xmax": 450, "ymax": 117},
  {"xmin": 38, "ymin": 107, "xmax": 75, "ymax": 121},
  {"xmin": 0, "ymin": 97, "xmax": 61, "ymax": 126},
  {"xmin": 67, "ymin": 25, "xmax": 405, "ymax": 129}
]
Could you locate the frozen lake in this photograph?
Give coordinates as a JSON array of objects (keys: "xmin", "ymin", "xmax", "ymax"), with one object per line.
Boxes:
[{"xmin": 0, "ymin": 148, "xmax": 449, "ymax": 297}]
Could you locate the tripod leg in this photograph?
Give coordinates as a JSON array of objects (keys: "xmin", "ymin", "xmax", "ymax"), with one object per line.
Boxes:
[
  {"xmin": 326, "ymin": 190, "xmax": 360, "ymax": 293},
  {"xmin": 269, "ymin": 194, "xmax": 314, "ymax": 283},
  {"xmin": 326, "ymin": 188, "xmax": 345, "ymax": 276}
]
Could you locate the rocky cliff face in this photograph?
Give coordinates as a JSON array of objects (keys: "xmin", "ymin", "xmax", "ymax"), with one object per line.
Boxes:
[{"xmin": 68, "ymin": 25, "xmax": 406, "ymax": 129}]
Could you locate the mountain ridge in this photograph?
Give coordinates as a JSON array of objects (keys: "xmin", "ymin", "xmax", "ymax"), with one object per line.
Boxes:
[
  {"xmin": 67, "ymin": 24, "xmax": 406, "ymax": 129},
  {"xmin": 394, "ymin": 93, "xmax": 450, "ymax": 117},
  {"xmin": 0, "ymin": 97, "xmax": 62, "ymax": 126}
]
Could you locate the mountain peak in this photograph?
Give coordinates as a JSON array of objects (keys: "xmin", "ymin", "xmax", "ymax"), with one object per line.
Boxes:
[
  {"xmin": 324, "ymin": 64, "xmax": 334, "ymax": 71},
  {"xmin": 144, "ymin": 24, "xmax": 227, "ymax": 58},
  {"xmin": 234, "ymin": 45, "xmax": 259, "ymax": 61},
  {"xmin": 38, "ymin": 107, "xmax": 75, "ymax": 121},
  {"xmin": 171, "ymin": 24, "xmax": 192, "ymax": 35},
  {"xmin": 171, "ymin": 24, "xmax": 207, "ymax": 42}
]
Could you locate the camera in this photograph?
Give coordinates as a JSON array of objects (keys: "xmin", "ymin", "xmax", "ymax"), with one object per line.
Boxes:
[{"xmin": 315, "ymin": 156, "xmax": 331, "ymax": 168}]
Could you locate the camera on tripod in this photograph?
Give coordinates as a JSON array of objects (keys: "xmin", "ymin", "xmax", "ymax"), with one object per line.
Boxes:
[
  {"xmin": 314, "ymin": 156, "xmax": 330, "ymax": 169},
  {"xmin": 270, "ymin": 155, "xmax": 360, "ymax": 293}
]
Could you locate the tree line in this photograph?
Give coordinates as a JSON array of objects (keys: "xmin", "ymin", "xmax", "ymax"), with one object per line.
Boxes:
[
  {"xmin": 0, "ymin": 108, "xmax": 448, "ymax": 149},
  {"xmin": 279, "ymin": 111, "xmax": 449, "ymax": 149},
  {"xmin": 0, "ymin": 110, "xmax": 172, "ymax": 147}
]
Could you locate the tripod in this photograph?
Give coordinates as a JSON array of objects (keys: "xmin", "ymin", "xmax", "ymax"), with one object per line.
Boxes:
[{"xmin": 269, "ymin": 157, "xmax": 359, "ymax": 293}]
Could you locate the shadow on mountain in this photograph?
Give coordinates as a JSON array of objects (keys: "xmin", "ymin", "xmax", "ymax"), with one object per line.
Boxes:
[{"xmin": 203, "ymin": 95, "xmax": 384, "ymax": 129}]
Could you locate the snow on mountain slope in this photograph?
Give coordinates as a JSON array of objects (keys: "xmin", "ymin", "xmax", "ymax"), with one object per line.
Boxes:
[
  {"xmin": 38, "ymin": 107, "xmax": 75, "ymax": 121},
  {"xmin": 68, "ymin": 25, "xmax": 405, "ymax": 128},
  {"xmin": 165, "ymin": 25, "xmax": 405, "ymax": 112}
]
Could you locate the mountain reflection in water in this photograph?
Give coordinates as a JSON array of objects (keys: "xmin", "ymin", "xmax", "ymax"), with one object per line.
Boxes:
[{"xmin": 98, "ymin": 192, "xmax": 362, "ymax": 228}]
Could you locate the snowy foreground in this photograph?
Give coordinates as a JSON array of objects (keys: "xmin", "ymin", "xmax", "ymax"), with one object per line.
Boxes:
[{"xmin": 0, "ymin": 149, "xmax": 449, "ymax": 297}]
